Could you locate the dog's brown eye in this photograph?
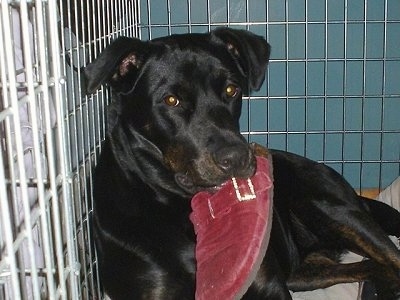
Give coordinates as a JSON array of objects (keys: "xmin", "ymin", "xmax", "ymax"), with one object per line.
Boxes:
[
  {"xmin": 225, "ymin": 84, "xmax": 240, "ymax": 98},
  {"xmin": 164, "ymin": 95, "xmax": 180, "ymax": 107}
]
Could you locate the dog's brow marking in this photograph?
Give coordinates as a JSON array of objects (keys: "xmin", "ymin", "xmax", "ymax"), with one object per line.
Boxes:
[{"xmin": 227, "ymin": 43, "xmax": 240, "ymax": 57}]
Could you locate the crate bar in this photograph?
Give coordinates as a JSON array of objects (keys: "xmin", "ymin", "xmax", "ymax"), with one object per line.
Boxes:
[
  {"xmin": 322, "ymin": 0, "xmax": 328, "ymax": 163},
  {"xmin": 304, "ymin": 0, "xmax": 309, "ymax": 157},
  {"xmin": 285, "ymin": 0, "xmax": 289, "ymax": 151},
  {"xmin": 19, "ymin": 0, "xmax": 58, "ymax": 297},
  {"xmin": 48, "ymin": 0, "xmax": 81, "ymax": 296},
  {"xmin": 73, "ymin": 0, "xmax": 90, "ymax": 296},
  {"xmin": 341, "ymin": 0, "xmax": 348, "ymax": 178},
  {"xmin": 359, "ymin": 0, "xmax": 368, "ymax": 191},
  {"xmin": 35, "ymin": 0, "xmax": 70, "ymax": 297},
  {"xmin": 0, "ymin": 2, "xmax": 41, "ymax": 298},
  {"xmin": 207, "ymin": 0, "xmax": 211, "ymax": 31},
  {"xmin": 244, "ymin": 0, "xmax": 252, "ymax": 143},
  {"xmin": 266, "ymin": 0, "xmax": 270, "ymax": 148},
  {"xmin": 86, "ymin": 1, "xmax": 100, "ymax": 296},
  {"xmin": 167, "ymin": 0, "xmax": 172, "ymax": 35},
  {"xmin": 378, "ymin": 0, "xmax": 388, "ymax": 191},
  {"xmin": 57, "ymin": 9, "xmax": 79, "ymax": 294}
]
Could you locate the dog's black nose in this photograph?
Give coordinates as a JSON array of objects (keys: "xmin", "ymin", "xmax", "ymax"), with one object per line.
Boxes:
[{"xmin": 213, "ymin": 145, "xmax": 249, "ymax": 174}]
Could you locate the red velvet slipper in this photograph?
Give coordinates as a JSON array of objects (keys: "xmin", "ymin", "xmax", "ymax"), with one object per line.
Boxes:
[{"xmin": 190, "ymin": 153, "xmax": 274, "ymax": 300}]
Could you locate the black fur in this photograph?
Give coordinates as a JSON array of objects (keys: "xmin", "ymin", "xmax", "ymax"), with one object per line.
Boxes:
[{"xmin": 85, "ymin": 28, "xmax": 400, "ymax": 299}]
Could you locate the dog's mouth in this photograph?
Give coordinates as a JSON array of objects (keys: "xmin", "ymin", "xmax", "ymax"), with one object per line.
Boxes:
[{"xmin": 166, "ymin": 143, "xmax": 257, "ymax": 195}]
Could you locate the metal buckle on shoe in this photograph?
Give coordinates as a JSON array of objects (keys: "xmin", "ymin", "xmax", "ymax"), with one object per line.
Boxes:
[{"xmin": 231, "ymin": 177, "xmax": 256, "ymax": 201}]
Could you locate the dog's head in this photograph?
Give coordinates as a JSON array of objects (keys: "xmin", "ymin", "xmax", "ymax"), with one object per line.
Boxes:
[{"xmin": 85, "ymin": 28, "xmax": 270, "ymax": 194}]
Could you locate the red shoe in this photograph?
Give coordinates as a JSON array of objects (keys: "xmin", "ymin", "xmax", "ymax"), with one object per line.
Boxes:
[{"xmin": 190, "ymin": 154, "xmax": 274, "ymax": 300}]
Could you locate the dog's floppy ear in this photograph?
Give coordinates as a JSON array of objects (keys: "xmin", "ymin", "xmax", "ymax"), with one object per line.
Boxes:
[
  {"xmin": 84, "ymin": 36, "xmax": 147, "ymax": 94},
  {"xmin": 211, "ymin": 27, "xmax": 271, "ymax": 91}
]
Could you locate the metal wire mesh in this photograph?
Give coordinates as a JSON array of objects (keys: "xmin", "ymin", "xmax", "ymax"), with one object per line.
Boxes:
[
  {"xmin": 0, "ymin": 2, "xmax": 78, "ymax": 298},
  {"xmin": 0, "ymin": 1, "xmax": 139, "ymax": 299},
  {"xmin": 0, "ymin": 0, "xmax": 399, "ymax": 299}
]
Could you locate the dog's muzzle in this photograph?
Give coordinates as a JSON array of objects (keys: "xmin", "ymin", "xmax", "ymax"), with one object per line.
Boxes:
[
  {"xmin": 166, "ymin": 142, "xmax": 256, "ymax": 194},
  {"xmin": 212, "ymin": 144, "xmax": 254, "ymax": 177}
]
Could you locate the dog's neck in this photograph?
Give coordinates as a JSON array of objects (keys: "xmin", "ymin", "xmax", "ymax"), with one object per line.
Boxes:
[{"xmin": 108, "ymin": 123, "xmax": 193, "ymax": 201}]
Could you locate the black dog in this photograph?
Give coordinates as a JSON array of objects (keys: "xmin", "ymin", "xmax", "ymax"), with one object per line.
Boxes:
[{"xmin": 85, "ymin": 28, "xmax": 400, "ymax": 299}]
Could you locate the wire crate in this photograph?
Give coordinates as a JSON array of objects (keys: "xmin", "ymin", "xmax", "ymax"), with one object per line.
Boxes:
[{"xmin": 0, "ymin": 0, "xmax": 399, "ymax": 299}]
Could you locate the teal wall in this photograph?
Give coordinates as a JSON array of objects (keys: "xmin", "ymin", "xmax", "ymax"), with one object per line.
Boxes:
[{"xmin": 139, "ymin": 0, "xmax": 400, "ymax": 189}]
